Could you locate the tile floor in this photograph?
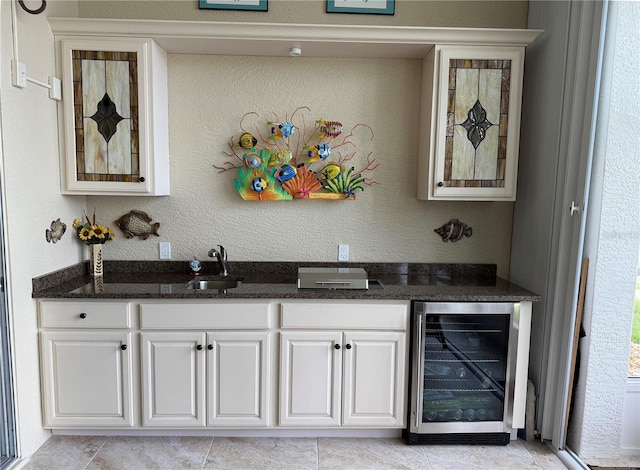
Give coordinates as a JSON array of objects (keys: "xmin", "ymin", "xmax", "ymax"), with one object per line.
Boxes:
[{"xmin": 19, "ymin": 435, "xmax": 568, "ymax": 470}]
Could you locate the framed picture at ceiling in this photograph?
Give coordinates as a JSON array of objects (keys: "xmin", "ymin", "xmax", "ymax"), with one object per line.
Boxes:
[
  {"xmin": 327, "ymin": 0, "xmax": 394, "ymax": 15},
  {"xmin": 199, "ymin": 0, "xmax": 267, "ymax": 11}
]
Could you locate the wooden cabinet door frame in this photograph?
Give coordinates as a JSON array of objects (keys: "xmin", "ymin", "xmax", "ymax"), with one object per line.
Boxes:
[
  {"xmin": 40, "ymin": 331, "xmax": 133, "ymax": 427},
  {"xmin": 140, "ymin": 332, "xmax": 206, "ymax": 427},
  {"xmin": 206, "ymin": 331, "xmax": 270, "ymax": 427},
  {"xmin": 279, "ymin": 331, "xmax": 342, "ymax": 426},
  {"xmin": 342, "ymin": 331, "xmax": 406, "ymax": 427}
]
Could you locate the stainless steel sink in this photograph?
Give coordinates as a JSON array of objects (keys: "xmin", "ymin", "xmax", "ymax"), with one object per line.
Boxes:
[{"xmin": 186, "ymin": 278, "xmax": 242, "ymax": 290}]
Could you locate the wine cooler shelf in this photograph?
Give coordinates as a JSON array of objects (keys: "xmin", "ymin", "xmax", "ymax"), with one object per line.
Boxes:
[{"xmin": 422, "ymin": 390, "xmax": 503, "ymax": 422}]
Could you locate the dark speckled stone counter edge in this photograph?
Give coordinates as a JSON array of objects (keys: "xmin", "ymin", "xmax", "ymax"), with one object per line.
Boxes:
[{"xmin": 32, "ymin": 261, "xmax": 540, "ymax": 302}]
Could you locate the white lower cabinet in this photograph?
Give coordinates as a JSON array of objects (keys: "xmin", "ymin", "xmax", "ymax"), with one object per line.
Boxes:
[
  {"xmin": 280, "ymin": 331, "xmax": 342, "ymax": 426},
  {"xmin": 140, "ymin": 332, "xmax": 206, "ymax": 427},
  {"xmin": 207, "ymin": 332, "xmax": 269, "ymax": 426},
  {"xmin": 38, "ymin": 301, "xmax": 134, "ymax": 428},
  {"xmin": 139, "ymin": 302, "xmax": 271, "ymax": 428},
  {"xmin": 279, "ymin": 302, "xmax": 408, "ymax": 428},
  {"xmin": 140, "ymin": 331, "xmax": 269, "ymax": 427},
  {"xmin": 280, "ymin": 330, "xmax": 406, "ymax": 427},
  {"xmin": 38, "ymin": 299, "xmax": 408, "ymax": 431},
  {"xmin": 343, "ymin": 331, "xmax": 406, "ymax": 426}
]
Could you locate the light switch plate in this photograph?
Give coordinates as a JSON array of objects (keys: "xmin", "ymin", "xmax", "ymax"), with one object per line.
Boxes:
[{"xmin": 159, "ymin": 242, "xmax": 171, "ymax": 260}]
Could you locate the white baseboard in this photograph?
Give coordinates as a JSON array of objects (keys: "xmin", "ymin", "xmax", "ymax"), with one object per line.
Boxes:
[{"xmin": 51, "ymin": 428, "xmax": 404, "ymax": 438}]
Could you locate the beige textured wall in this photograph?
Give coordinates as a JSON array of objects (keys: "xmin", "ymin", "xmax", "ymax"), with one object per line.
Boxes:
[
  {"xmin": 80, "ymin": 0, "xmax": 527, "ymax": 277},
  {"xmin": 78, "ymin": 0, "xmax": 528, "ymax": 28}
]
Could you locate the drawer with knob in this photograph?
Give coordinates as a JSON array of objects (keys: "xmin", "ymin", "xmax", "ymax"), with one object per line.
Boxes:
[
  {"xmin": 38, "ymin": 301, "xmax": 131, "ymax": 328},
  {"xmin": 139, "ymin": 302, "xmax": 271, "ymax": 330}
]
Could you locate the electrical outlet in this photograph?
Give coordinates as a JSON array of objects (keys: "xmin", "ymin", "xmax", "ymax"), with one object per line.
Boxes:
[
  {"xmin": 159, "ymin": 242, "xmax": 171, "ymax": 260},
  {"xmin": 338, "ymin": 244, "xmax": 349, "ymax": 262}
]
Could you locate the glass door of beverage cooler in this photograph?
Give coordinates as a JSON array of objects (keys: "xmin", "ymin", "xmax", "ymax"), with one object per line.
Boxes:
[{"xmin": 408, "ymin": 302, "xmax": 517, "ymax": 444}]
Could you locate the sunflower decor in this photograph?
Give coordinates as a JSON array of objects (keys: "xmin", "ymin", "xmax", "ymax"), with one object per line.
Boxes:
[{"xmin": 72, "ymin": 211, "xmax": 116, "ymax": 245}]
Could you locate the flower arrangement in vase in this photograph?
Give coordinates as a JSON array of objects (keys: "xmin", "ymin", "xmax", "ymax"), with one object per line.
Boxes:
[{"xmin": 72, "ymin": 212, "xmax": 116, "ymax": 276}]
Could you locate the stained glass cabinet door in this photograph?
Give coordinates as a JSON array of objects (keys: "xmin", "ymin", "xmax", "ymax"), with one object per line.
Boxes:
[
  {"xmin": 58, "ymin": 37, "xmax": 169, "ymax": 195},
  {"xmin": 417, "ymin": 46, "xmax": 524, "ymax": 201}
]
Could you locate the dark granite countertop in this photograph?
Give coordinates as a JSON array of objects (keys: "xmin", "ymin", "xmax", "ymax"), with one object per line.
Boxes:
[{"xmin": 32, "ymin": 261, "xmax": 540, "ymax": 302}]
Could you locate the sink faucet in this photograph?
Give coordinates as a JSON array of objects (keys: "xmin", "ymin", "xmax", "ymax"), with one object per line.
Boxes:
[{"xmin": 208, "ymin": 245, "xmax": 229, "ymax": 277}]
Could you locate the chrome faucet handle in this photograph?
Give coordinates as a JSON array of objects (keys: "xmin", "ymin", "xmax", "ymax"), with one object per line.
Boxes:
[{"xmin": 207, "ymin": 245, "xmax": 229, "ymax": 276}]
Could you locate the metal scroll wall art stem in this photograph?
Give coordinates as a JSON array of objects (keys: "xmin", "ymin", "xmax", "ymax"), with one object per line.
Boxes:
[{"xmin": 214, "ymin": 107, "xmax": 380, "ymax": 200}]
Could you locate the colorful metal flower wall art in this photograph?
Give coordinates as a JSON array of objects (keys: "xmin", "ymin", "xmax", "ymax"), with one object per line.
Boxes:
[{"xmin": 214, "ymin": 107, "xmax": 380, "ymax": 200}]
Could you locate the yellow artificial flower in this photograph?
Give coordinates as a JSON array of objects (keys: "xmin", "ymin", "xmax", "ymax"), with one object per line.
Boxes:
[
  {"xmin": 74, "ymin": 212, "xmax": 114, "ymax": 245},
  {"xmin": 92, "ymin": 225, "xmax": 108, "ymax": 240},
  {"xmin": 78, "ymin": 227, "xmax": 93, "ymax": 241}
]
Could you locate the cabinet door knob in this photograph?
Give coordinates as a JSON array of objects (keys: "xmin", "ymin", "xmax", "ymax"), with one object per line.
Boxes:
[
  {"xmin": 207, "ymin": 344, "xmax": 213, "ymax": 350},
  {"xmin": 79, "ymin": 313, "xmax": 87, "ymax": 319},
  {"xmin": 345, "ymin": 343, "xmax": 352, "ymax": 350},
  {"xmin": 334, "ymin": 343, "xmax": 341, "ymax": 350},
  {"xmin": 139, "ymin": 176, "xmax": 146, "ymax": 182},
  {"xmin": 437, "ymin": 181, "xmax": 444, "ymax": 187},
  {"xmin": 196, "ymin": 345, "xmax": 203, "ymax": 350},
  {"xmin": 120, "ymin": 344, "xmax": 127, "ymax": 351}
]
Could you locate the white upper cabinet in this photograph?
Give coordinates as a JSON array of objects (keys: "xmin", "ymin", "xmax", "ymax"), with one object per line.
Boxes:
[
  {"xmin": 49, "ymin": 18, "xmax": 540, "ymax": 199},
  {"xmin": 417, "ymin": 46, "xmax": 525, "ymax": 201},
  {"xmin": 56, "ymin": 36, "xmax": 169, "ymax": 195}
]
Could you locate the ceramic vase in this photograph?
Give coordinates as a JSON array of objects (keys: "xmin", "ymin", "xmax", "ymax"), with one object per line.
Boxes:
[
  {"xmin": 92, "ymin": 274, "xmax": 104, "ymax": 293},
  {"xmin": 89, "ymin": 244, "xmax": 103, "ymax": 276}
]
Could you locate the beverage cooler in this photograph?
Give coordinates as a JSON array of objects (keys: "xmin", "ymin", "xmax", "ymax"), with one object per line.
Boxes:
[{"xmin": 407, "ymin": 302, "xmax": 529, "ymax": 445}]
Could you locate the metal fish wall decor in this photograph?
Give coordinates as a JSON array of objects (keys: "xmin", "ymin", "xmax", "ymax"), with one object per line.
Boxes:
[
  {"xmin": 434, "ymin": 219, "xmax": 473, "ymax": 242},
  {"xmin": 45, "ymin": 218, "xmax": 66, "ymax": 243},
  {"xmin": 115, "ymin": 210, "xmax": 160, "ymax": 240}
]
